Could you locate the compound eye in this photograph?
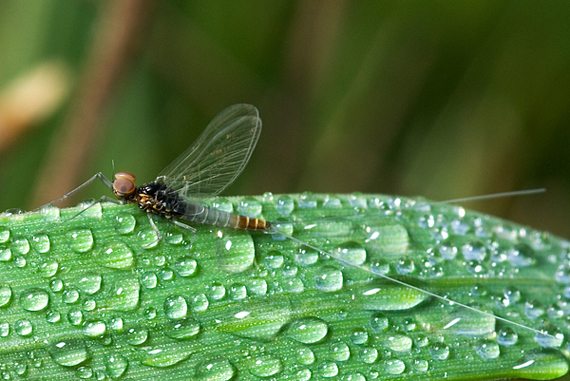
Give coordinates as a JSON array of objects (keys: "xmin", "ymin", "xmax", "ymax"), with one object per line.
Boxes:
[
  {"xmin": 115, "ymin": 171, "xmax": 136, "ymax": 182},
  {"xmin": 113, "ymin": 178, "xmax": 136, "ymax": 195}
]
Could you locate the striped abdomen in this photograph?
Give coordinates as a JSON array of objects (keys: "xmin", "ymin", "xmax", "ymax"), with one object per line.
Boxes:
[{"xmin": 183, "ymin": 204, "xmax": 270, "ymax": 231}]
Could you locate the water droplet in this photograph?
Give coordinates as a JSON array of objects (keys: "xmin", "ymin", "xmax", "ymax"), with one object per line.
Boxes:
[
  {"xmin": 0, "ymin": 322, "xmax": 8, "ymax": 337},
  {"xmin": 138, "ymin": 227, "xmax": 159, "ymax": 249},
  {"xmin": 141, "ymin": 272, "xmax": 158, "ymax": 289},
  {"xmin": 429, "ymin": 343, "xmax": 450, "ymax": 360},
  {"xmin": 68, "ymin": 229, "xmax": 94, "ymax": 253},
  {"xmin": 359, "ymin": 285, "xmax": 427, "ymax": 311},
  {"xmin": 106, "ymin": 277, "xmax": 140, "ymax": 311},
  {"xmin": 299, "ymin": 192, "xmax": 317, "ymax": 208},
  {"xmin": 20, "ymin": 288, "xmax": 49, "ymax": 311},
  {"xmin": 413, "ymin": 359, "xmax": 429, "ymax": 372},
  {"xmin": 476, "ymin": 340, "xmax": 500, "ymax": 359},
  {"xmin": 39, "ymin": 260, "xmax": 58, "ymax": 277},
  {"xmin": 173, "ymin": 256, "xmax": 197, "ymax": 277},
  {"xmin": 350, "ymin": 327, "xmax": 368, "ymax": 345},
  {"xmin": 159, "ymin": 269, "xmax": 174, "ymax": 283},
  {"xmin": 76, "ymin": 273, "xmax": 102, "ymax": 295},
  {"xmin": 154, "ymin": 254, "xmax": 166, "ymax": 266},
  {"xmin": 237, "ymin": 198, "xmax": 262, "ymax": 218},
  {"xmin": 247, "ymin": 278, "xmax": 267, "ymax": 296},
  {"xmin": 165, "ymin": 317, "xmax": 200, "ymax": 340},
  {"xmin": 442, "ymin": 306, "xmax": 496, "ymax": 337},
  {"xmin": 370, "ymin": 312, "xmax": 389, "ymax": 332},
  {"xmin": 296, "ymin": 347, "xmax": 315, "ymax": 365},
  {"xmin": 191, "ymin": 293, "xmax": 209, "ymax": 312},
  {"xmin": 164, "ymin": 295, "xmax": 188, "ymax": 320},
  {"xmin": 0, "ymin": 227, "xmax": 10, "ymax": 243},
  {"xmin": 228, "ymin": 283, "xmax": 247, "ymax": 300},
  {"xmin": 396, "ymin": 257, "xmax": 414, "ymax": 275},
  {"xmin": 196, "ymin": 357, "xmax": 236, "ymax": 381},
  {"xmin": 216, "ymin": 231, "xmax": 255, "ymax": 273},
  {"xmin": 96, "ymin": 242, "xmax": 134, "ymax": 269},
  {"xmin": 211, "ymin": 198, "xmax": 234, "ymax": 213},
  {"xmin": 296, "ymin": 247, "xmax": 319, "ymax": 266},
  {"xmin": 165, "ymin": 231, "xmax": 183, "ymax": 245},
  {"xmin": 535, "ymin": 326, "xmax": 564, "ymax": 348},
  {"xmin": 359, "ymin": 346, "xmax": 378, "ymax": 364},
  {"xmin": 114, "ymin": 212, "xmax": 136, "ymax": 234},
  {"xmin": 209, "ymin": 282, "xmax": 226, "ymax": 300},
  {"xmin": 336, "ymin": 241, "xmax": 367, "ymax": 266},
  {"xmin": 105, "ymin": 353, "xmax": 128, "ymax": 378},
  {"xmin": 50, "ymin": 278, "xmax": 63, "ymax": 293},
  {"xmin": 323, "ymin": 194, "xmax": 342, "ymax": 208},
  {"xmin": 0, "ymin": 247, "xmax": 11, "ymax": 262},
  {"xmin": 46, "ymin": 310, "xmax": 61, "ymax": 323},
  {"xmin": 0, "ymin": 286, "xmax": 12, "ymax": 307},
  {"xmin": 68, "ymin": 309, "xmax": 83, "ymax": 326},
  {"xmin": 49, "ymin": 339, "xmax": 89, "ymax": 367},
  {"xmin": 295, "ymin": 368, "xmax": 312, "ymax": 381},
  {"xmin": 387, "ymin": 334, "xmax": 412, "ymax": 352},
  {"xmin": 109, "ymin": 317, "xmax": 123, "ymax": 331},
  {"xmin": 83, "ymin": 320, "xmax": 106, "ymax": 338},
  {"xmin": 318, "ymin": 361, "xmax": 338, "ymax": 377},
  {"xmin": 276, "ymin": 196, "xmax": 294, "ymax": 216},
  {"xmin": 439, "ymin": 241, "xmax": 458, "ymax": 260},
  {"xmin": 286, "ymin": 317, "xmax": 328, "ymax": 344},
  {"xmin": 370, "ymin": 259, "xmax": 390, "ymax": 275},
  {"xmin": 384, "ymin": 358, "xmax": 405, "ymax": 374},
  {"xmin": 508, "ymin": 243, "xmax": 535, "ymax": 267},
  {"xmin": 498, "ymin": 327, "xmax": 518, "ymax": 346},
  {"xmin": 11, "ymin": 236, "xmax": 29, "ymax": 256},
  {"xmin": 462, "ymin": 241, "xmax": 487, "ymax": 261},
  {"xmin": 32, "ymin": 234, "xmax": 51, "ymax": 253},
  {"xmin": 14, "ymin": 361, "xmax": 27, "ymax": 376},
  {"xmin": 249, "ymin": 354, "xmax": 283, "ymax": 377},
  {"xmin": 14, "ymin": 255, "xmax": 26, "ymax": 268},
  {"xmin": 14, "ymin": 320, "xmax": 32, "ymax": 336},
  {"xmin": 330, "ymin": 341, "xmax": 350, "ymax": 361},
  {"xmin": 126, "ymin": 327, "xmax": 148, "ymax": 345},
  {"xmin": 265, "ymin": 252, "xmax": 284, "ymax": 269},
  {"xmin": 315, "ymin": 267, "xmax": 343, "ymax": 292},
  {"xmin": 284, "ymin": 277, "xmax": 305, "ymax": 293},
  {"xmin": 341, "ymin": 372, "xmax": 366, "ymax": 381},
  {"xmin": 62, "ymin": 289, "xmax": 79, "ymax": 304},
  {"xmin": 77, "ymin": 366, "xmax": 92, "ymax": 379}
]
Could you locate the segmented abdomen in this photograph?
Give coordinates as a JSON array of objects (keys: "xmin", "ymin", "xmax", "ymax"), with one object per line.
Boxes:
[{"xmin": 184, "ymin": 205, "xmax": 270, "ymax": 230}]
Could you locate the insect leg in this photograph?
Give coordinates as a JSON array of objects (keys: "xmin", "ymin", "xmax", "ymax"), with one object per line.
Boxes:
[
  {"xmin": 37, "ymin": 172, "xmax": 114, "ymax": 210},
  {"xmin": 146, "ymin": 213, "xmax": 163, "ymax": 245},
  {"xmin": 170, "ymin": 220, "xmax": 197, "ymax": 249}
]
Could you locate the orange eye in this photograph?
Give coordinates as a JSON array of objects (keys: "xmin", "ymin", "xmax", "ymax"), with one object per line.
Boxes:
[
  {"xmin": 113, "ymin": 178, "xmax": 136, "ymax": 195},
  {"xmin": 115, "ymin": 171, "xmax": 136, "ymax": 182}
]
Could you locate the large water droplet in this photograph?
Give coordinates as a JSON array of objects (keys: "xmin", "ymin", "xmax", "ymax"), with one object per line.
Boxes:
[
  {"xmin": 96, "ymin": 242, "xmax": 134, "ymax": 269},
  {"xmin": 387, "ymin": 334, "xmax": 412, "ymax": 352},
  {"xmin": 165, "ymin": 317, "xmax": 200, "ymax": 340},
  {"xmin": 335, "ymin": 241, "xmax": 367, "ymax": 266},
  {"xmin": 330, "ymin": 341, "xmax": 350, "ymax": 361},
  {"xmin": 209, "ymin": 282, "xmax": 226, "ymax": 300},
  {"xmin": 105, "ymin": 353, "xmax": 128, "ymax": 378},
  {"xmin": 39, "ymin": 260, "xmax": 58, "ymax": 278},
  {"xmin": 286, "ymin": 317, "xmax": 328, "ymax": 344},
  {"xmin": 191, "ymin": 293, "xmax": 209, "ymax": 312},
  {"xmin": 12, "ymin": 236, "xmax": 30, "ymax": 255},
  {"xmin": 498, "ymin": 327, "xmax": 518, "ymax": 346},
  {"xmin": 228, "ymin": 283, "xmax": 247, "ymax": 300},
  {"xmin": 83, "ymin": 320, "xmax": 106, "ymax": 338},
  {"xmin": 318, "ymin": 361, "xmax": 338, "ymax": 377},
  {"xmin": 237, "ymin": 198, "xmax": 262, "ymax": 218},
  {"xmin": 68, "ymin": 229, "xmax": 94, "ymax": 253},
  {"xmin": 276, "ymin": 196, "xmax": 294, "ymax": 217},
  {"xmin": 196, "ymin": 357, "xmax": 236, "ymax": 381},
  {"xmin": 211, "ymin": 198, "xmax": 234, "ymax": 213},
  {"xmin": 15, "ymin": 320, "xmax": 32, "ymax": 336},
  {"xmin": 350, "ymin": 327, "xmax": 368, "ymax": 345},
  {"xmin": 126, "ymin": 327, "xmax": 148, "ymax": 345},
  {"xmin": 32, "ymin": 233, "xmax": 51, "ymax": 253},
  {"xmin": 247, "ymin": 278, "xmax": 267, "ymax": 296},
  {"xmin": 384, "ymin": 359, "xmax": 405, "ymax": 375},
  {"xmin": 0, "ymin": 285, "xmax": 12, "ymax": 307},
  {"xmin": 138, "ymin": 227, "xmax": 159, "ymax": 249},
  {"xmin": 173, "ymin": 256, "xmax": 197, "ymax": 277},
  {"xmin": 296, "ymin": 247, "xmax": 319, "ymax": 266},
  {"xmin": 62, "ymin": 289, "xmax": 79, "ymax": 304},
  {"xmin": 0, "ymin": 322, "xmax": 9, "ymax": 336},
  {"xmin": 164, "ymin": 295, "xmax": 188, "ymax": 320},
  {"xmin": 248, "ymin": 354, "xmax": 283, "ymax": 377},
  {"xmin": 77, "ymin": 273, "xmax": 102, "ymax": 295},
  {"xmin": 535, "ymin": 326, "xmax": 564, "ymax": 348},
  {"xmin": 141, "ymin": 272, "xmax": 158, "ymax": 289},
  {"xmin": 0, "ymin": 226, "xmax": 10, "ymax": 243},
  {"xmin": 429, "ymin": 343, "xmax": 450, "ymax": 360},
  {"xmin": 114, "ymin": 212, "xmax": 136, "ymax": 234},
  {"xmin": 20, "ymin": 288, "xmax": 49, "ymax": 311},
  {"xmin": 476, "ymin": 340, "xmax": 500, "ymax": 359},
  {"xmin": 296, "ymin": 347, "xmax": 315, "ymax": 365},
  {"xmin": 0, "ymin": 247, "xmax": 11, "ymax": 262},
  {"xmin": 46, "ymin": 310, "xmax": 61, "ymax": 323},
  {"xmin": 216, "ymin": 231, "xmax": 255, "ymax": 273},
  {"xmin": 359, "ymin": 285, "xmax": 427, "ymax": 311},
  {"xmin": 49, "ymin": 340, "xmax": 89, "ymax": 367},
  {"xmin": 140, "ymin": 346, "xmax": 193, "ymax": 368},
  {"xmin": 68, "ymin": 309, "xmax": 83, "ymax": 326},
  {"xmin": 105, "ymin": 277, "xmax": 140, "ymax": 311},
  {"xmin": 359, "ymin": 347, "xmax": 378, "ymax": 364},
  {"xmin": 370, "ymin": 312, "xmax": 389, "ymax": 332},
  {"xmin": 315, "ymin": 267, "xmax": 343, "ymax": 292},
  {"xmin": 299, "ymin": 192, "xmax": 317, "ymax": 208},
  {"xmin": 462, "ymin": 241, "xmax": 487, "ymax": 261},
  {"xmin": 441, "ymin": 307, "xmax": 496, "ymax": 337}
]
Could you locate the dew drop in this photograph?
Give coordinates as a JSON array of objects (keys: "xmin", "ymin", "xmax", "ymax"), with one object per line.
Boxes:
[
  {"xmin": 336, "ymin": 241, "xmax": 367, "ymax": 266},
  {"xmin": 114, "ymin": 212, "xmax": 136, "ymax": 234},
  {"xmin": 535, "ymin": 326, "xmax": 564, "ymax": 348},
  {"xmin": 14, "ymin": 255, "xmax": 26, "ymax": 268},
  {"xmin": 276, "ymin": 196, "xmax": 294, "ymax": 217},
  {"xmin": 299, "ymin": 192, "xmax": 317, "ymax": 208},
  {"xmin": 476, "ymin": 340, "xmax": 500, "ymax": 360},
  {"xmin": 96, "ymin": 242, "xmax": 135, "ymax": 270},
  {"xmin": 126, "ymin": 327, "xmax": 148, "ymax": 345},
  {"xmin": 109, "ymin": 317, "xmax": 123, "ymax": 332},
  {"xmin": 330, "ymin": 341, "xmax": 350, "ymax": 361},
  {"xmin": 32, "ymin": 234, "xmax": 51, "ymax": 253},
  {"xmin": 396, "ymin": 257, "xmax": 414, "ymax": 275},
  {"xmin": 370, "ymin": 259, "xmax": 390, "ymax": 275},
  {"xmin": 0, "ymin": 227, "xmax": 10, "ymax": 243},
  {"xmin": 46, "ymin": 310, "xmax": 61, "ymax": 323},
  {"xmin": 383, "ymin": 358, "xmax": 405, "ymax": 374},
  {"xmin": 295, "ymin": 247, "xmax": 319, "ymax": 266},
  {"xmin": 165, "ymin": 317, "xmax": 200, "ymax": 340},
  {"xmin": 462, "ymin": 241, "xmax": 487, "ymax": 261},
  {"xmin": 296, "ymin": 347, "xmax": 315, "ymax": 365},
  {"xmin": 525, "ymin": 299, "xmax": 545, "ymax": 319},
  {"xmin": 164, "ymin": 295, "xmax": 188, "ymax": 320},
  {"xmin": 350, "ymin": 327, "xmax": 368, "ymax": 345},
  {"xmin": 228, "ymin": 283, "xmax": 247, "ymax": 300},
  {"xmin": 429, "ymin": 343, "xmax": 450, "ymax": 360},
  {"xmin": 159, "ymin": 269, "xmax": 174, "ymax": 282},
  {"xmin": 140, "ymin": 346, "xmax": 192, "ymax": 368},
  {"xmin": 249, "ymin": 354, "xmax": 283, "ymax": 377},
  {"xmin": 387, "ymin": 334, "xmax": 412, "ymax": 352},
  {"xmin": 141, "ymin": 272, "xmax": 158, "ymax": 289},
  {"xmin": 68, "ymin": 309, "xmax": 83, "ymax": 326},
  {"xmin": 165, "ymin": 231, "xmax": 183, "ymax": 245},
  {"xmin": 209, "ymin": 282, "xmax": 226, "ymax": 300},
  {"xmin": 265, "ymin": 252, "xmax": 284, "ymax": 269},
  {"xmin": 0, "ymin": 247, "xmax": 11, "ymax": 262},
  {"xmin": 315, "ymin": 267, "xmax": 343, "ymax": 292},
  {"xmin": 191, "ymin": 293, "xmax": 209, "ymax": 312},
  {"xmin": 0, "ymin": 285, "xmax": 12, "ymax": 307},
  {"xmin": 0, "ymin": 322, "xmax": 9, "ymax": 336},
  {"xmin": 173, "ymin": 256, "xmax": 197, "ymax": 277},
  {"xmin": 20, "ymin": 288, "xmax": 49, "ymax": 311},
  {"xmin": 105, "ymin": 353, "xmax": 128, "ymax": 379},
  {"xmin": 11, "ymin": 236, "xmax": 29, "ymax": 255},
  {"xmin": 106, "ymin": 278, "xmax": 140, "ymax": 311},
  {"xmin": 370, "ymin": 312, "xmax": 389, "ymax": 332},
  {"xmin": 68, "ymin": 229, "xmax": 94, "ymax": 253},
  {"xmin": 39, "ymin": 260, "xmax": 58, "ymax": 278},
  {"xmin": 296, "ymin": 368, "xmax": 312, "ymax": 381},
  {"xmin": 247, "ymin": 278, "xmax": 267, "ymax": 296},
  {"xmin": 50, "ymin": 278, "xmax": 63, "ymax": 293},
  {"xmin": 286, "ymin": 317, "xmax": 329, "ymax": 344},
  {"xmin": 498, "ymin": 327, "xmax": 518, "ymax": 346},
  {"xmin": 62, "ymin": 288, "xmax": 79, "ymax": 304},
  {"xmin": 341, "ymin": 373, "xmax": 366, "ymax": 381},
  {"xmin": 211, "ymin": 198, "xmax": 234, "ymax": 213},
  {"xmin": 196, "ymin": 357, "xmax": 236, "ymax": 381},
  {"xmin": 138, "ymin": 227, "xmax": 159, "ymax": 249},
  {"xmin": 284, "ymin": 277, "xmax": 305, "ymax": 293},
  {"xmin": 413, "ymin": 359, "xmax": 429, "ymax": 372},
  {"xmin": 77, "ymin": 273, "xmax": 102, "ymax": 295},
  {"xmin": 216, "ymin": 231, "xmax": 255, "ymax": 273},
  {"xmin": 83, "ymin": 320, "xmax": 106, "ymax": 338},
  {"xmin": 237, "ymin": 198, "xmax": 262, "ymax": 218},
  {"xmin": 318, "ymin": 361, "xmax": 338, "ymax": 377},
  {"xmin": 49, "ymin": 339, "xmax": 89, "ymax": 367},
  {"xmin": 359, "ymin": 346, "xmax": 378, "ymax": 364},
  {"xmin": 14, "ymin": 320, "xmax": 32, "ymax": 336}
]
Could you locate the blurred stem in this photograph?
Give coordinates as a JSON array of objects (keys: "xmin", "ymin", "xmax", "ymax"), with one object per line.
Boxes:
[{"xmin": 31, "ymin": 0, "xmax": 155, "ymax": 209}]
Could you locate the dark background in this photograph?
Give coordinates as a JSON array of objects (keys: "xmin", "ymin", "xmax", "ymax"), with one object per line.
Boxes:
[{"xmin": 0, "ymin": 1, "xmax": 569, "ymax": 240}]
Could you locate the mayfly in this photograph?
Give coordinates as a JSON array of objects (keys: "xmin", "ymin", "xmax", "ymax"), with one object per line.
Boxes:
[{"xmin": 48, "ymin": 104, "xmax": 547, "ymax": 337}]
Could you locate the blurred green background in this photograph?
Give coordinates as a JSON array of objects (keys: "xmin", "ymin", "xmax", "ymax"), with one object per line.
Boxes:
[{"xmin": 0, "ymin": 0, "xmax": 569, "ymax": 239}]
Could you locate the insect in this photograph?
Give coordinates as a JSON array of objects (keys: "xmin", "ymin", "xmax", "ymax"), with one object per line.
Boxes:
[
  {"xmin": 48, "ymin": 104, "xmax": 270, "ymax": 241},
  {"xmin": 46, "ymin": 103, "xmax": 548, "ymax": 338}
]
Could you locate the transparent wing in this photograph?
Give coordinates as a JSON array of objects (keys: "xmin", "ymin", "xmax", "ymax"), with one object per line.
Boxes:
[{"xmin": 157, "ymin": 104, "xmax": 262, "ymax": 199}]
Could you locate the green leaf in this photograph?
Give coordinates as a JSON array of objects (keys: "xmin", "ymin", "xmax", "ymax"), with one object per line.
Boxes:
[{"xmin": 0, "ymin": 193, "xmax": 567, "ymax": 380}]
